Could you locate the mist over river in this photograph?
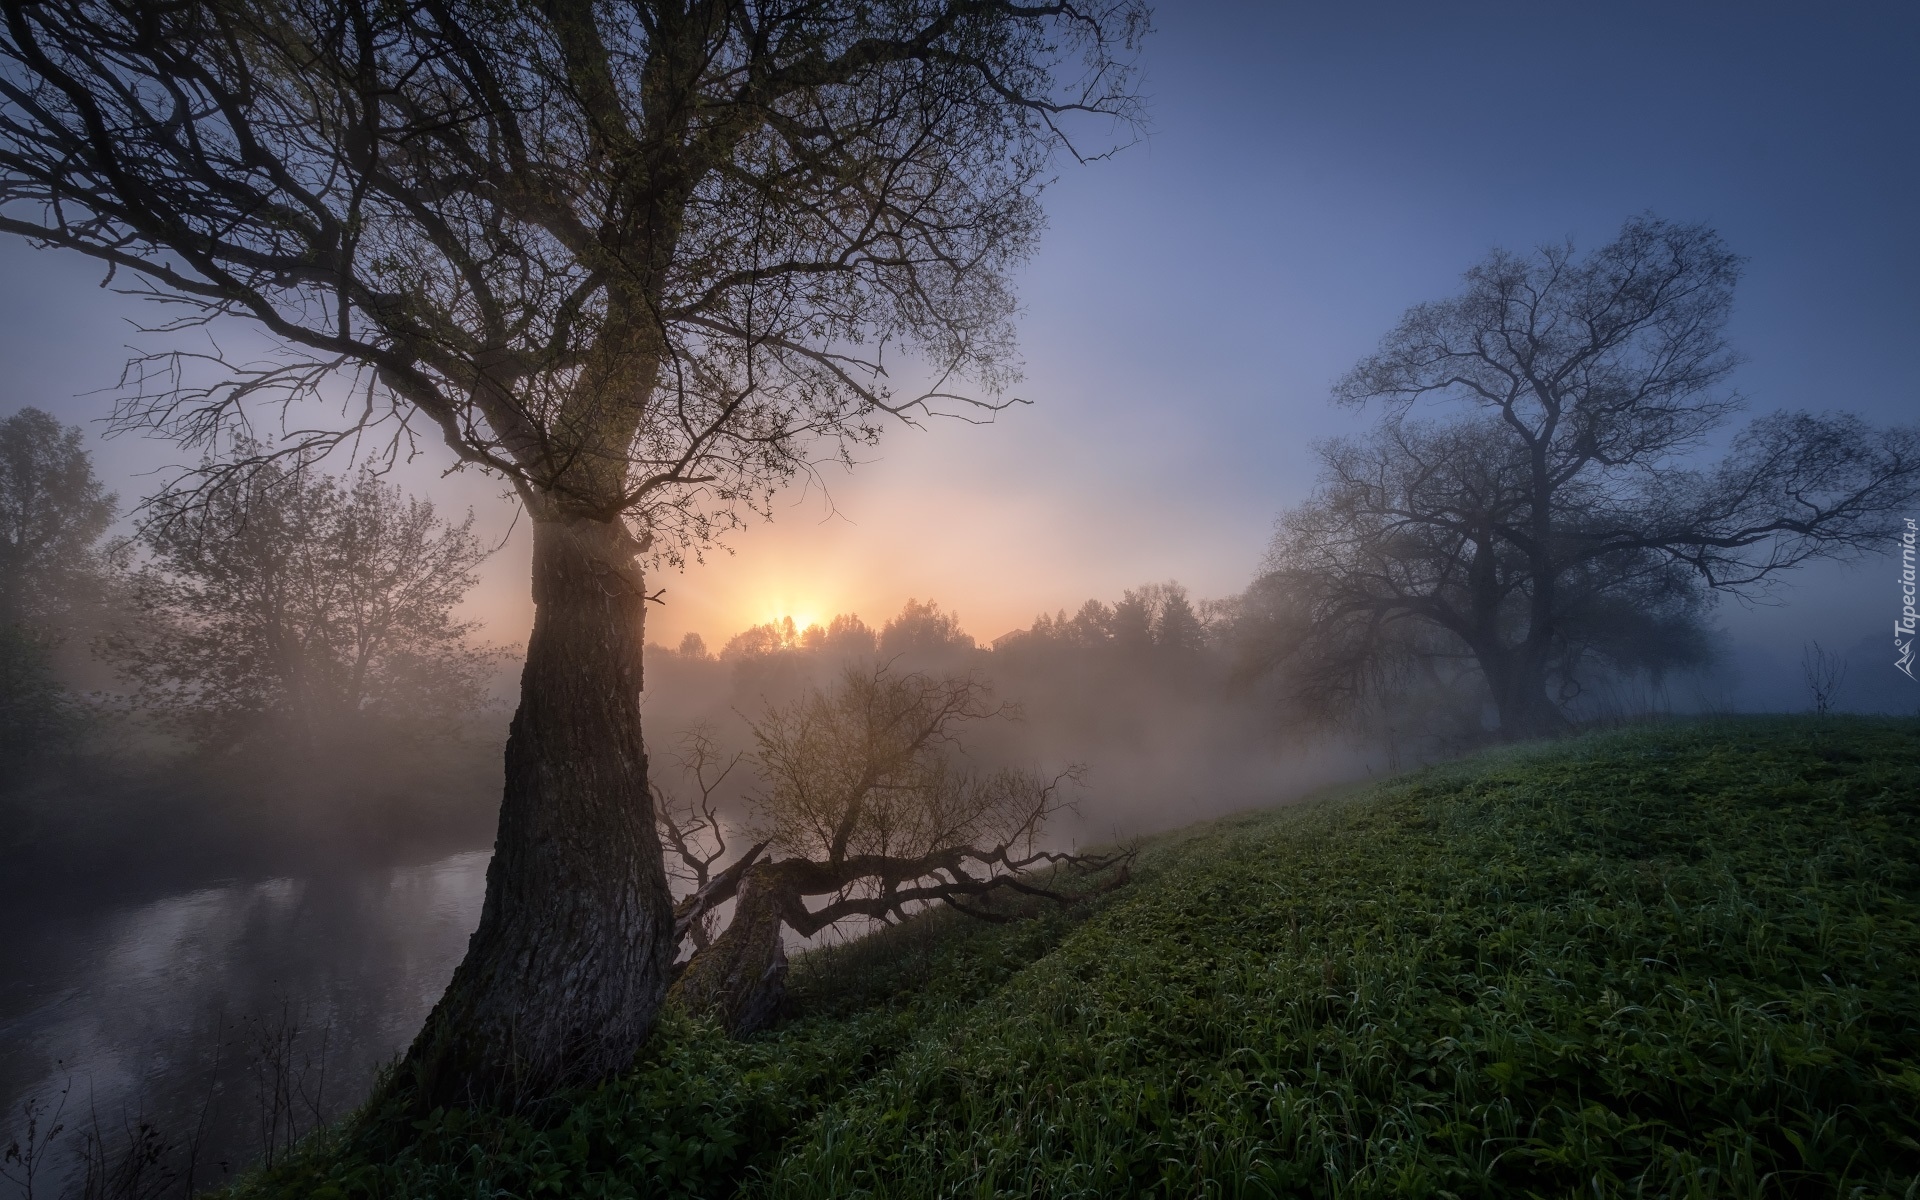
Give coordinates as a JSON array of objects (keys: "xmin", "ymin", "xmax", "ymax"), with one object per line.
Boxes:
[{"xmin": 0, "ymin": 850, "xmax": 490, "ymax": 1197}]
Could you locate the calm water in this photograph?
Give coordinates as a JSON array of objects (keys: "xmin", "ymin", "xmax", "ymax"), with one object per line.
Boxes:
[{"xmin": 0, "ymin": 851, "xmax": 489, "ymax": 1196}]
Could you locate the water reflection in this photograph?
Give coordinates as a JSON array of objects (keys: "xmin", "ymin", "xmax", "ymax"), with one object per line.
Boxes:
[{"xmin": 0, "ymin": 851, "xmax": 488, "ymax": 1196}]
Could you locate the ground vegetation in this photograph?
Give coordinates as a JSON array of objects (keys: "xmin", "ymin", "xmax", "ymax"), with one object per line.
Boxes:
[{"xmin": 209, "ymin": 716, "xmax": 1920, "ymax": 1199}]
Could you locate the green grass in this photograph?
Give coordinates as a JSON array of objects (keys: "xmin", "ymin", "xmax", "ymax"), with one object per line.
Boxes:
[{"xmin": 227, "ymin": 717, "xmax": 1920, "ymax": 1198}]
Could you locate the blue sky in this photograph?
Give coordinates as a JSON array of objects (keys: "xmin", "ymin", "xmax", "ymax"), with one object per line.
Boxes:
[{"xmin": 2, "ymin": 1, "xmax": 1914, "ymax": 688}]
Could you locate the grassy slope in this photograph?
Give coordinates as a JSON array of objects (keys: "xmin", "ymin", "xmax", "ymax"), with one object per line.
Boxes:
[{"xmin": 234, "ymin": 717, "xmax": 1920, "ymax": 1199}]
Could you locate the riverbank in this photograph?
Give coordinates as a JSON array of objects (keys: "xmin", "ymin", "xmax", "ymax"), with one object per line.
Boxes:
[{"xmin": 212, "ymin": 715, "xmax": 1920, "ymax": 1198}]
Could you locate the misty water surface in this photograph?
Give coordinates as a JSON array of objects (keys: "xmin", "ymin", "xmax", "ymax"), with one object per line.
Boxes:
[{"xmin": 0, "ymin": 850, "xmax": 488, "ymax": 1195}]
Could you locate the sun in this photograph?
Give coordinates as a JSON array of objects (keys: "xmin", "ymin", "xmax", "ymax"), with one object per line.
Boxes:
[{"xmin": 761, "ymin": 605, "xmax": 820, "ymax": 635}]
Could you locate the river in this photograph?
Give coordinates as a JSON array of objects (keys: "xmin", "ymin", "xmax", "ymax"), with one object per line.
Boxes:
[{"xmin": 0, "ymin": 851, "xmax": 489, "ymax": 1197}]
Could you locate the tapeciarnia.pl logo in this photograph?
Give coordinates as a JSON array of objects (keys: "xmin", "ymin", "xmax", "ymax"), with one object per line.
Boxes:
[{"xmin": 1899, "ymin": 517, "xmax": 1917, "ymax": 680}]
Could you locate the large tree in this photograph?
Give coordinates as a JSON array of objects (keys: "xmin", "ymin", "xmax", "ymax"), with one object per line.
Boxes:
[
  {"xmin": 1256, "ymin": 216, "xmax": 1920, "ymax": 739},
  {"xmin": 0, "ymin": 0, "xmax": 1147, "ymax": 1105}
]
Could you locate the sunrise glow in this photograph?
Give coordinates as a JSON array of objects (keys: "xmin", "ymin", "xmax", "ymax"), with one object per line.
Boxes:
[{"xmin": 769, "ymin": 610, "xmax": 819, "ymax": 634}]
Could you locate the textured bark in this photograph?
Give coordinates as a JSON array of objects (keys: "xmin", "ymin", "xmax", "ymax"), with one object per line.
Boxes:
[
  {"xmin": 397, "ymin": 514, "xmax": 675, "ymax": 1109},
  {"xmin": 670, "ymin": 867, "xmax": 789, "ymax": 1037},
  {"xmin": 1487, "ymin": 649, "xmax": 1571, "ymax": 742}
]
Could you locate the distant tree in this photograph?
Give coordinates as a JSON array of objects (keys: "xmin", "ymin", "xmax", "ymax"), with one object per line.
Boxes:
[
  {"xmin": 0, "ymin": 0, "xmax": 1148, "ymax": 1102},
  {"xmin": 1229, "ymin": 567, "xmax": 1491, "ymax": 754},
  {"xmin": 1151, "ymin": 585, "xmax": 1208, "ymax": 654},
  {"xmin": 1064, "ymin": 600, "xmax": 1115, "ymax": 646},
  {"xmin": 1116, "ymin": 581, "xmax": 1209, "ymax": 656},
  {"xmin": 0, "ymin": 408, "xmax": 116, "ymax": 630},
  {"xmin": 1802, "ymin": 641, "xmax": 1847, "ymax": 717},
  {"xmin": 0, "ymin": 622, "xmax": 81, "ymax": 774},
  {"xmin": 1109, "ymin": 589, "xmax": 1154, "ymax": 653},
  {"xmin": 0, "ymin": 407, "xmax": 116, "ymax": 767},
  {"xmin": 1256, "ymin": 216, "xmax": 1920, "ymax": 739},
  {"xmin": 801, "ymin": 614, "xmax": 879, "ymax": 659},
  {"xmin": 674, "ymin": 632, "xmax": 710, "ymax": 661},
  {"xmin": 108, "ymin": 460, "xmax": 495, "ymax": 750},
  {"xmin": 880, "ymin": 599, "xmax": 976, "ymax": 658},
  {"xmin": 719, "ymin": 611, "xmax": 879, "ymax": 666},
  {"xmin": 664, "ymin": 663, "xmax": 1124, "ymax": 1035},
  {"xmin": 999, "ymin": 599, "xmax": 1114, "ymax": 654},
  {"xmin": 1004, "ymin": 585, "xmax": 1206, "ymax": 661},
  {"xmin": 722, "ymin": 616, "xmax": 804, "ymax": 661}
]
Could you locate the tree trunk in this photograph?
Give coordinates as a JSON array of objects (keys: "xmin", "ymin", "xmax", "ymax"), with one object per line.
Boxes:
[
  {"xmin": 1487, "ymin": 649, "xmax": 1570, "ymax": 741},
  {"xmin": 395, "ymin": 513, "xmax": 675, "ymax": 1110},
  {"xmin": 670, "ymin": 866, "xmax": 789, "ymax": 1037}
]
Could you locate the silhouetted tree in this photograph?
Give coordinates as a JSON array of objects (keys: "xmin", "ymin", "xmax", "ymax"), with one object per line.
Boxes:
[
  {"xmin": 1109, "ymin": 589, "xmax": 1154, "ymax": 653},
  {"xmin": 1001, "ymin": 585, "xmax": 1207, "ymax": 661},
  {"xmin": 722, "ymin": 615, "xmax": 805, "ymax": 660},
  {"xmin": 879, "ymin": 598, "xmax": 976, "ymax": 658},
  {"xmin": 653, "ymin": 724, "xmax": 746, "ymax": 953},
  {"xmin": 1802, "ymin": 641, "xmax": 1846, "ymax": 716},
  {"xmin": 106, "ymin": 459, "xmax": 495, "ymax": 750},
  {"xmin": 998, "ymin": 599, "xmax": 1113, "ymax": 654},
  {"xmin": 0, "ymin": 0, "xmax": 1147, "ymax": 1103},
  {"xmin": 802, "ymin": 613, "xmax": 878, "ymax": 658},
  {"xmin": 664, "ymin": 663, "xmax": 1123, "ymax": 1034},
  {"xmin": 1151, "ymin": 584, "xmax": 1207, "ymax": 655},
  {"xmin": 1256, "ymin": 216, "xmax": 1920, "ymax": 739}
]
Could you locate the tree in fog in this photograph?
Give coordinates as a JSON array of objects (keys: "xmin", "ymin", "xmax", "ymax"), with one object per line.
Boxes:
[
  {"xmin": 1254, "ymin": 216, "xmax": 1920, "ymax": 739},
  {"xmin": 1151, "ymin": 585, "xmax": 1208, "ymax": 654},
  {"xmin": 1000, "ymin": 582, "xmax": 1209, "ymax": 660},
  {"xmin": 0, "ymin": 408, "xmax": 116, "ymax": 629},
  {"xmin": 722, "ymin": 615, "xmax": 807, "ymax": 660},
  {"xmin": 0, "ymin": 407, "xmax": 116, "ymax": 766},
  {"xmin": 0, "ymin": 0, "xmax": 1147, "ymax": 1102},
  {"xmin": 803, "ymin": 613, "xmax": 879, "ymax": 658},
  {"xmin": 0, "ymin": 622, "xmax": 77, "ymax": 772},
  {"xmin": 880, "ymin": 598, "xmax": 976, "ymax": 658},
  {"xmin": 107, "ymin": 460, "xmax": 495, "ymax": 750},
  {"xmin": 1110, "ymin": 588, "xmax": 1153, "ymax": 651},
  {"xmin": 663, "ymin": 662, "xmax": 1122, "ymax": 1035},
  {"xmin": 1009, "ymin": 598, "xmax": 1118, "ymax": 651}
]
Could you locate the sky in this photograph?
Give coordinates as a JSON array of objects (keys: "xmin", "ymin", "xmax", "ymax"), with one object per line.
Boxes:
[{"xmin": 1, "ymin": 0, "xmax": 1915, "ymax": 665}]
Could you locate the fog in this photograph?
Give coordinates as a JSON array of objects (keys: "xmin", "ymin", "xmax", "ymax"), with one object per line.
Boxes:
[{"xmin": 0, "ymin": 585, "xmax": 1378, "ymax": 1197}]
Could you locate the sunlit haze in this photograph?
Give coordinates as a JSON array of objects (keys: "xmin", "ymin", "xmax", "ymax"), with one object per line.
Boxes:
[{"xmin": 3, "ymin": 0, "xmax": 1914, "ymax": 660}]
